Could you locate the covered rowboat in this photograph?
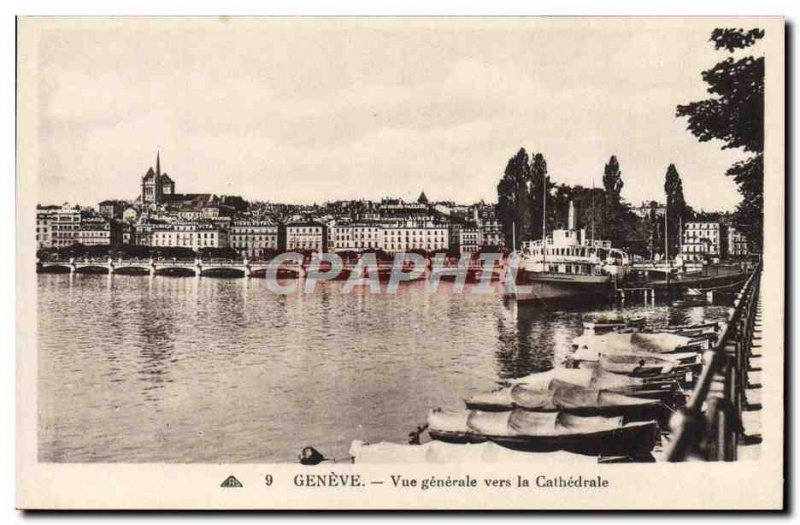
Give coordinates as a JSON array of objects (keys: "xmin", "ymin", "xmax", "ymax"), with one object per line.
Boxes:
[
  {"xmin": 571, "ymin": 332, "xmax": 709, "ymax": 354},
  {"xmin": 427, "ymin": 409, "xmax": 658, "ymax": 456},
  {"xmin": 464, "ymin": 379, "xmax": 664, "ymax": 421},
  {"xmin": 506, "ymin": 367, "xmax": 680, "ymax": 403}
]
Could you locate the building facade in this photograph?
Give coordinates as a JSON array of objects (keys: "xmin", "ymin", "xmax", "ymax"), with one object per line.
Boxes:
[
  {"xmin": 473, "ymin": 204, "xmax": 504, "ymax": 247},
  {"xmin": 151, "ymin": 222, "xmax": 229, "ymax": 251},
  {"xmin": 727, "ymin": 227, "xmax": 749, "ymax": 258},
  {"xmin": 76, "ymin": 215, "xmax": 117, "ymax": 246},
  {"xmin": 381, "ymin": 221, "xmax": 448, "ymax": 254},
  {"xmin": 682, "ymin": 221, "xmax": 727, "ymax": 263},
  {"xmin": 50, "ymin": 204, "xmax": 82, "ymax": 248},
  {"xmin": 230, "ymin": 221, "xmax": 279, "ymax": 258},
  {"xmin": 328, "ymin": 222, "xmax": 384, "ymax": 252},
  {"xmin": 285, "ymin": 222, "xmax": 327, "ymax": 253},
  {"xmin": 36, "ymin": 205, "xmax": 59, "ymax": 248}
]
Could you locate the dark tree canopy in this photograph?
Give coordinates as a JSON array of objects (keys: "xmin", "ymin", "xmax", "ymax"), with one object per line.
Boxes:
[
  {"xmin": 664, "ymin": 164, "xmax": 689, "ymax": 257},
  {"xmin": 676, "ymin": 27, "xmax": 764, "ymax": 252}
]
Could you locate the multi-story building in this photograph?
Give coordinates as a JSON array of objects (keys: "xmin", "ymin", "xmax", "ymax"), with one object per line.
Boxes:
[
  {"xmin": 285, "ymin": 221, "xmax": 327, "ymax": 253},
  {"xmin": 120, "ymin": 222, "xmax": 134, "ymax": 245},
  {"xmin": 473, "ymin": 204, "xmax": 504, "ymax": 247},
  {"xmin": 77, "ymin": 214, "xmax": 118, "ymax": 246},
  {"xmin": 98, "ymin": 200, "xmax": 125, "ymax": 219},
  {"xmin": 728, "ymin": 227, "xmax": 749, "ymax": 258},
  {"xmin": 229, "ymin": 220, "xmax": 279, "ymax": 258},
  {"xmin": 682, "ymin": 221, "xmax": 727, "ymax": 263},
  {"xmin": 328, "ymin": 222, "xmax": 384, "ymax": 252},
  {"xmin": 381, "ymin": 220, "xmax": 448, "ymax": 254},
  {"xmin": 36, "ymin": 205, "xmax": 59, "ymax": 248},
  {"xmin": 132, "ymin": 220, "xmax": 158, "ymax": 246},
  {"xmin": 449, "ymin": 223, "xmax": 481, "ymax": 255},
  {"xmin": 50, "ymin": 203, "xmax": 82, "ymax": 248},
  {"xmin": 151, "ymin": 222, "xmax": 229, "ymax": 251}
]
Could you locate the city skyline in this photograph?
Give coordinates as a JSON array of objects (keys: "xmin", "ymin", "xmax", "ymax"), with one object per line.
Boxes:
[{"xmin": 36, "ymin": 18, "xmax": 753, "ymax": 210}]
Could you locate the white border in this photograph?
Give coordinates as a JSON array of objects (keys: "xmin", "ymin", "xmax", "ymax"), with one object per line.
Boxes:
[{"xmin": 5, "ymin": 1, "xmax": 796, "ymax": 522}]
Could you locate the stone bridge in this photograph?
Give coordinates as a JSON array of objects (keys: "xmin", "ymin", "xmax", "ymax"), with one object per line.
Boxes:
[{"xmin": 37, "ymin": 257, "xmax": 503, "ymax": 279}]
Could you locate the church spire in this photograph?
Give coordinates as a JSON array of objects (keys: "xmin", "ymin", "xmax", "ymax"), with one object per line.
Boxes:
[{"xmin": 156, "ymin": 151, "xmax": 161, "ymax": 176}]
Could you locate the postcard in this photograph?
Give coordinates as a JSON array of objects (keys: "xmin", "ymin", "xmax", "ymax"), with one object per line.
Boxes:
[{"xmin": 16, "ymin": 16, "xmax": 785, "ymax": 510}]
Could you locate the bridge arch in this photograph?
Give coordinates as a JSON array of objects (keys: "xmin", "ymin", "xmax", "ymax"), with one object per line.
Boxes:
[
  {"xmin": 113, "ymin": 266, "xmax": 151, "ymax": 275},
  {"xmin": 200, "ymin": 267, "xmax": 245, "ymax": 278},
  {"xmin": 73, "ymin": 265, "xmax": 109, "ymax": 274},
  {"xmin": 37, "ymin": 263, "xmax": 71, "ymax": 274},
  {"xmin": 154, "ymin": 266, "xmax": 196, "ymax": 277}
]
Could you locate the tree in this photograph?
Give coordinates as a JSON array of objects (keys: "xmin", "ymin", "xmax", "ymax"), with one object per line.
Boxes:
[
  {"xmin": 664, "ymin": 164, "xmax": 689, "ymax": 258},
  {"xmin": 602, "ymin": 155, "xmax": 624, "ymax": 246},
  {"xmin": 496, "ymin": 148, "xmax": 532, "ymax": 248},
  {"xmin": 676, "ymin": 27, "xmax": 764, "ymax": 251}
]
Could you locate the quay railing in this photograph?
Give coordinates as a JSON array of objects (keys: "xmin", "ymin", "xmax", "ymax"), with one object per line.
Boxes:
[{"xmin": 665, "ymin": 262, "xmax": 762, "ymax": 461}]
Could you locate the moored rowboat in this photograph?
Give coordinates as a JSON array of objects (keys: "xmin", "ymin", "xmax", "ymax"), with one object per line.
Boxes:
[{"xmin": 427, "ymin": 409, "xmax": 658, "ymax": 456}]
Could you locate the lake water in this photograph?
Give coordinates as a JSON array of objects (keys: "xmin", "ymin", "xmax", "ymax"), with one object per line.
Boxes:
[{"xmin": 37, "ymin": 273, "xmax": 730, "ymax": 463}]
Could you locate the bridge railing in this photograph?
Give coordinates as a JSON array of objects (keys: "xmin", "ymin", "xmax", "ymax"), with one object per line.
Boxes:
[{"xmin": 665, "ymin": 262, "xmax": 761, "ymax": 462}]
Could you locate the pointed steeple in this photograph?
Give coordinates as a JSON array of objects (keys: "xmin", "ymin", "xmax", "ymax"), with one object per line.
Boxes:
[
  {"xmin": 156, "ymin": 151, "xmax": 161, "ymax": 176},
  {"xmin": 418, "ymin": 190, "xmax": 429, "ymax": 204}
]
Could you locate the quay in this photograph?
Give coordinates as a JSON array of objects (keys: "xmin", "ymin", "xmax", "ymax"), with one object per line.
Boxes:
[{"xmin": 666, "ymin": 263, "xmax": 763, "ymax": 461}]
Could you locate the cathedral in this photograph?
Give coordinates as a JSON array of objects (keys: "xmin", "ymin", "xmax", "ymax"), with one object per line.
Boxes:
[{"xmin": 140, "ymin": 152, "xmax": 175, "ymax": 204}]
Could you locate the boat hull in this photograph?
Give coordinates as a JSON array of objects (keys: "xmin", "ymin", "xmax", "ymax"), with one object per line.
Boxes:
[
  {"xmin": 462, "ymin": 403, "xmax": 667, "ymax": 425},
  {"xmin": 429, "ymin": 421, "xmax": 658, "ymax": 456},
  {"xmin": 509, "ymin": 272, "xmax": 613, "ymax": 303}
]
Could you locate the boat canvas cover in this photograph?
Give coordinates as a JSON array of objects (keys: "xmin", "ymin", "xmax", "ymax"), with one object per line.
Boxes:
[
  {"xmin": 572, "ymin": 332, "xmax": 694, "ymax": 354},
  {"xmin": 349, "ymin": 440, "xmax": 596, "ymax": 464},
  {"xmin": 598, "ymin": 354, "xmax": 676, "ymax": 375},
  {"xmin": 550, "ymin": 381, "xmax": 657, "ymax": 408},
  {"xmin": 442, "ymin": 409, "xmax": 630, "ymax": 438},
  {"xmin": 427, "ymin": 408, "xmax": 470, "ymax": 433},
  {"xmin": 510, "ymin": 367, "xmax": 643, "ymax": 390},
  {"xmin": 468, "ymin": 378, "xmax": 657, "ymax": 410},
  {"xmin": 506, "ymin": 410, "xmax": 624, "ymax": 437}
]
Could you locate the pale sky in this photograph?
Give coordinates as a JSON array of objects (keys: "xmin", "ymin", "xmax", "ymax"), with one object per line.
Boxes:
[{"xmin": 31, "ymin": 17, "xmax": 762, "ymax": 211}]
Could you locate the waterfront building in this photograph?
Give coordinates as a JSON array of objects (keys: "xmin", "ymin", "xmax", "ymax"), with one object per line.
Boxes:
[
  {"xmin": 50, "ymin": 203, "xmax": 82, "ymax": 248},
  {"xmin": 449, "ymin": 222, "xmax": 481, "ymax": 255},
  {"xmin": 682, "ymin": 221, "xmax": 727, "ymax": 263},
  {"xmin": 473, "ymin": 203, "xmax": 504, "ymax": 247},
  {"xmin": 151, "ymin": 222, "xmax": 229, "ymax": 250},
  {"xmin": 36, "ymin": 205, "xmax": 59, "ymax": 248},
  {"xmin": 120, "ymin": 222, "xmax": 133, "ymax": 245},
  {"xmin": 132, "ymin": 220, "xmax": 159, "ymax": 246},
  {"xmin": 140, "ymin": 152, "xmax": 176, "ymax": 205},
  {"xmin": 328, "ymin": 222, "xmax": 384, "ymax": 252},
  {"xmin": 728, "ymin": 227, "xmax": 749, "ymax": 258},
  {"xmin": 285, "ymin": 221, "xmax": 327, "ymax": 253},
  {"xmin": 76, "ymin": 214, "xmax": 118, "ymax": 246},
  {"xmin": 230, "ymin": 220, "xmax": 279, "ymax": 258},
  {"xmin": 381, "ymin": 220, "xmax": 448, "ymax": 254}
]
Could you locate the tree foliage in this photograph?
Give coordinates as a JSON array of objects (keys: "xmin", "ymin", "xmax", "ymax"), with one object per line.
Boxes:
[
  {"xmin": 676, "ymin": 27, "xmax": 764, "ymax": 251},
  {"xmin": 664, "ymin": 164, "xmax": 689, "ymax": 257}
]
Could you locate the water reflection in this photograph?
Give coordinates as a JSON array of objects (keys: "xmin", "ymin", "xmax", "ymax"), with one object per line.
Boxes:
[{"xmin": 37, "ymin": 273, "xmax": 733, "ymax": 463}]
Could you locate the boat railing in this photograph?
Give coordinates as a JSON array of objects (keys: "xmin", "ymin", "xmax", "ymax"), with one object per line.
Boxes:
[{"xmin": 665, "ymin": 261, "xmax": 762, "ymax": 462}]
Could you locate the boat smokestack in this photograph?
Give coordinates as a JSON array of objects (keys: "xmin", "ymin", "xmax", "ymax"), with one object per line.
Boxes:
[{"xmin": 568, "ymin": 200, "xmax": 581, "ymax": 230}]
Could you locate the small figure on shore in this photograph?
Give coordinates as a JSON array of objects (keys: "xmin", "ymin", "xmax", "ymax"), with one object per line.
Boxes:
[
  {"xmin": 408, "ymin": 424, "xmax": 428, "ymax": 445},
  {"xmin": 298, "ymin": 446, "xmax": 326, "ymax": 465}
]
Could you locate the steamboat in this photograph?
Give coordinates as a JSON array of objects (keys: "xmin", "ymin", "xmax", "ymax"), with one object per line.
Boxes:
[{"xmin": 508, "ymin": 200, "xmax": 631, "ymax": 304}]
